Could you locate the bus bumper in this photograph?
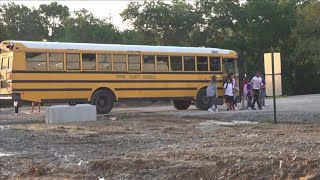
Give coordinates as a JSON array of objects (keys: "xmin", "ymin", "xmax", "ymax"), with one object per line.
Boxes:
[{"xmin": 0, "ymin": 93, "xmax": 20, "ymax": 101}]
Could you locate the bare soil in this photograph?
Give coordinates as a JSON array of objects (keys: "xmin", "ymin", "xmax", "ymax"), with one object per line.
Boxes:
[{"xmin": 1, "ymin": 94, "xmax": 320, "ymax": 179}]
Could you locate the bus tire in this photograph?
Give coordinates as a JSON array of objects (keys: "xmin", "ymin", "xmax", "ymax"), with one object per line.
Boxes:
[
  {"xmin": 68, "ymin": 102, "xmax": 77, "ymax": 106},
  {"xmin": 194, "ymin": 88, "xmax": 210, "ymax": 110},
  {"xmin": 172, "ymin": 100, "xmax": 191, "ymax": 110},
  {"xmin": 91, "ymin": 90, "xmax": 114, "ymax": 114}
]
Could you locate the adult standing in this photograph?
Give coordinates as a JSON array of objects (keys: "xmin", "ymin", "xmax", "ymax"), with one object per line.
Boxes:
[{"xmin": 251, "ymin": 71, "xmax": 263, "ymax": 110}]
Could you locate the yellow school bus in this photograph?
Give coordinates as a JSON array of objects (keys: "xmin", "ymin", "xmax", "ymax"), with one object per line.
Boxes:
[{"xmin": 0, "ymin": 40, "xmax": 238, "ymax": 113}]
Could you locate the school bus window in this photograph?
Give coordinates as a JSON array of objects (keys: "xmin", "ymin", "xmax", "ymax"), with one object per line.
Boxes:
[
  {"xmin": 197, "ymin": 56, "xmax": 208, "ymax": 71},
  {"xmin": 8, "ymin": 57, "xmax": 12, "ymax": 69},
  {"xmin": 113, "ymin": 54, "xmax": 126, "ymax": 71},
  {"xmin": 82, "ymin": 53, "xmax": 96, "ymax": 70},
  {"xmin": 26, "ymin": 52, "xmax": 47, "ymax": 70},
  {"xmin": 49, "ymin": 53, "xmax": 64, "ymax": 70},
  {"xmin": 157, "ymin": 55, "xmax": 169, "ymax": 71},
  {"xmin": 143, "ymin": 55, "xmax": 155, "ymax": 71},
  {"xmin": 98, "ymin": 54, "xmax": 111, "ymax": 70},
  {"xmin": 223, "ymin": 58, "xmax": 235, "ymax": 74},
  {"xmin": 128, "ymin": 55, "xmax": 141, "ymax": 71},
  {"xmin": 66, "ymin": 53, "xmax": 80, "ymax": 70},
  {"xmin": 1, "ymin": 58, "xmax": 6, "ymax": 70},
  {"xmin": 210, "ymin": 57, "xmax": 221, "ymax": 71},
  {"xmin": 184, "ymin": 56, "xmax": 195, "ymax": 71},
  {"xmin": 170, "ymin": 56, "xmax": 182, "ymax": 71}
]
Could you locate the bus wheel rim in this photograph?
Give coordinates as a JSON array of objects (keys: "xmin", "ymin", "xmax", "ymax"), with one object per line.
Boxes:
[{"xmin": 98, "ymin": 98, "xmax": 106, "ymax": 106}]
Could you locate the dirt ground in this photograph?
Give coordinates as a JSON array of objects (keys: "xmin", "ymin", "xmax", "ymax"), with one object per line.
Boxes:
[{"xmin": 1, "ymin": 94, "xmax": 320, "ymax": 180}]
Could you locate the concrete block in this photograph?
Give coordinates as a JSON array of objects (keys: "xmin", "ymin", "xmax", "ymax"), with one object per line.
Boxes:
[{"xmin": 46, "ymin": 104, "xmax": 96, "ymax": 124}]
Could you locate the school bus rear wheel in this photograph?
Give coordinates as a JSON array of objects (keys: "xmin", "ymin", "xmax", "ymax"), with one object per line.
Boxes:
[
  {"xmin": 194, "ymin": 88, "xmax": 210, "ymax": 110},
  {"xmin": 91, "ymin": 90, "xmax": 114, "ymax": 114},
  {"xmin": 172, "ymin": 100, "xmax": 191, "ymax": 110}
]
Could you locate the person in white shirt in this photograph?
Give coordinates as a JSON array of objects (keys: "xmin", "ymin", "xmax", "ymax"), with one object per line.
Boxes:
[
  {"xmin": 224, "ymin": 78, "xmax": 234, "ymax": 111},
  {"xmin": 14, "ymin": 100, "xmax": 19, "ymax": 115},
  {"xmin": 251, "ymin": 71, "xmax": 262, "ymax": 110}
]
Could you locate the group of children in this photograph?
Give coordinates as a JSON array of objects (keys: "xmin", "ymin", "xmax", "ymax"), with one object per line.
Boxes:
[
  {"xmin": 240, "ymin": 71, "xmax": 265, "ymax": 110},
  {"xmin": 206, "ymin": 71, "xmax": 266, "ymax": 112}
]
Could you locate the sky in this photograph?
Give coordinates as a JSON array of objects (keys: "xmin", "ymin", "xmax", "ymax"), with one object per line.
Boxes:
[{"xmin": 0, "ymin": 0, "xmax": 196, "ymax": 31}]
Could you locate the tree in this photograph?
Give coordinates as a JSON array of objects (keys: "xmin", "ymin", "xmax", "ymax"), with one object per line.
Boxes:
[
  {"xmin": 121, "ymin": 0, "xmax": 202, "ymax": 46},
  {"xmin": 196, "ymin": 0, "xmax": 303, "ymax": 95},
  {"xmin": 0, "ymin": 3, "xmax": 48, "ymax": 41},
  {"xmin": 291, "ymin": 0, "xmax": 320, "ymax": 94},
  {"xmin": 241, "ymin": 0, "xmax": 299, "ymax": 89},
  {"xmin": 39, "ymin": 2, "xmax": 70, "ymax": 40},
  {"xmin": 59, "ymin": 9, "xmax": 122, "ymax": 44},
  {"xmin": 120, "ymin": 30, "xmax": 145, "ymax": 45}
]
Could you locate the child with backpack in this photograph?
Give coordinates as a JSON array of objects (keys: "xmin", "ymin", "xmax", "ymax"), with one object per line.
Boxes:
[
  {"xmin": 241, "ymin": 77, "xmax": 248, "ymax": 110},
  {"xmin": 233, "ymin": 74, "xmax": 240, "ymax": 110},
  {"xmin": 245, "ymin": 79, "xmax": 253, "ymax": 110},
  {"xmin": 206, "ymin": 75, "xmax": 218, "ymax": 112},
  {"xmin": 224, "ymin": 78, "xmax": 234, "ymax": 111},
  {"xmin": 260, "ymin": 77, "xmax": 266, "ymax": 108}
]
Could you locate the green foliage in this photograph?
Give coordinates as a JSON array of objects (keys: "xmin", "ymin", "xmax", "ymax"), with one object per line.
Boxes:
[
  {"xmin": 39, "ymin": 2, "xmax": 70, "ymax": 40},
  {"xmin": 121, "ymin": 30, "xmax": 145, "ymax": 45},
  {"xmin": 291, "ymin": 0, "xmax": 320, "ymax": 94},
  {"xmin": 121, "ymin": 0, "xmax": 203, "ymax": 46},
  {"xmin": 59, "ymin": 9, "xmax": 122, "ymax": 44},
  {"xmin": 0, "ymin": 3, "xmax": 48, "ymax": 41}
]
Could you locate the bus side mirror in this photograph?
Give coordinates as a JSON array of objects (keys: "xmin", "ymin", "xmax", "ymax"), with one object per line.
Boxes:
[{"xmin": 6, "ymin": 42, "xmax": 14, "ymax": 50}]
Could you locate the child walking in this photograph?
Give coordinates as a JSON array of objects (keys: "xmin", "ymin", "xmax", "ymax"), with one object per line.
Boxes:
[
  {"xmin": 241, "ymin": 77, "xmax": 248, "ymax": 110},
  {"xmin": 206, "ymin": 75, "xmax": 218, "ymax": 112},
  {"xmin": 224, "ymin": 78, "xmax": 234, "ymax": 111},
  {"xmin": 14, "ymin": 100, "xmax": 19, "ymax": 115},
  {"xmin": 246, "ymin": 81, "xmax": 253, "ymax": 110},
  {"xmin": 251, "ymin": 71, "xmax": 263, "ymax": 110},
  {"xmin": 31, "ymin": 101, "xmax": 41, "ymax": 112},
  {"xmin": 260, "ymin": 77, "xmax": 266, "ymax": 108}
]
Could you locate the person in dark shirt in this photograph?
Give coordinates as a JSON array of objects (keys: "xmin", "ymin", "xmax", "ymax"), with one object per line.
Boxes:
[
  {"xmin": 260, "ymin": 77, "xmax": 266, "ymax": 108},
  {"xmin": 246, "ymin": 81, "xmax": 253, "ymax": 110}
]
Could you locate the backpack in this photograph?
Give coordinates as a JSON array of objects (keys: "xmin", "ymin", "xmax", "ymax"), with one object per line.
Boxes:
[
  {"xmin": 206, "ymin": 82, "xmax": 213, "ymax": 96},
  {"xmin": 223, "ymin": 82, "xmax": 229, "ymax": 96},
  {"xmin": 223, "ymin": 77, "xmax": 228, "ymax": 88},
  {"xmin": 243, "ymin": 83, "xmax": 248, "ymax": 96}
]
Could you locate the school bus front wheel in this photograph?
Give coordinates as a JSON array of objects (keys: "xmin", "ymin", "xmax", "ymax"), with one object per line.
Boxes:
[{"xmin": 91, "ymin": 89, "xmax": 115, "ymax": 114}]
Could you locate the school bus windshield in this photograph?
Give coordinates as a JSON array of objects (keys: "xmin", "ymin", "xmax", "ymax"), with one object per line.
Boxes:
[{"xmin": 223, "ymin": 58, "xmax": 236, "ymax": 74}]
